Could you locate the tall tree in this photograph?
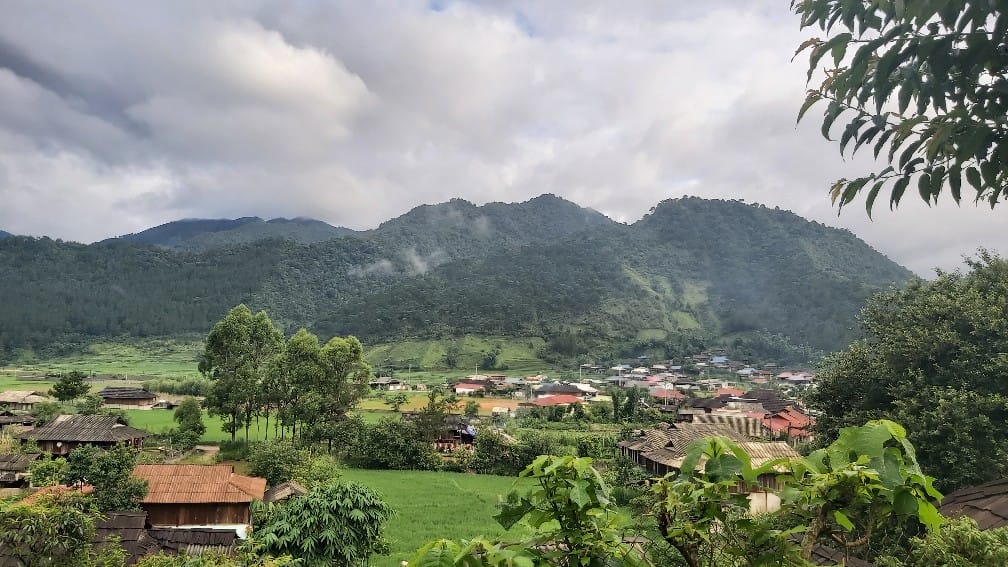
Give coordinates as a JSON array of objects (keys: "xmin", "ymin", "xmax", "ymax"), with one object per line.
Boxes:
[
  {"xmin": 200, "ymin": 305, "xmax": 284, "ymax": 443},
  {"xmin": 313, "ymin": 336, "xmax": 372, "ymax": 451},
  {"xmin": 793, "ymin": 0, "xmax": 1008, "ymax": 212},
  {"xmin": 808, "ymin": 251, "xmax": 1008, "ymax": 491}
]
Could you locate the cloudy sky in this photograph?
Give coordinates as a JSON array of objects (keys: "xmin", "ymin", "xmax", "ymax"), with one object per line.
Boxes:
[{"xmin": 0, "ymin": 1, "xmax": 1002, "ymax": 276}]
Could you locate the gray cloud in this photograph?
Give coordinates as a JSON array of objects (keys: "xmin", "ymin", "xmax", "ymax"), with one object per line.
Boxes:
[{"xmin": 0, "ymin": 0, "xmax": 1002, "ymax": 276}]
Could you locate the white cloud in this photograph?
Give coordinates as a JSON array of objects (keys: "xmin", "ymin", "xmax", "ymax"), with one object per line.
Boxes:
[{"xmin": 0, "ymin": 0, "xmax": 1001, "ymax": 275}]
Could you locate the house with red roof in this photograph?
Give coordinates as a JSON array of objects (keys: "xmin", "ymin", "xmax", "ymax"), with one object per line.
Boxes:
[
  {"xmin": 649, "ymin": 388, "xmax": 685, "ymax": 402},
  {"xmin": 762, "ymin": 407, "xmax": 814, "ymax": 442}
]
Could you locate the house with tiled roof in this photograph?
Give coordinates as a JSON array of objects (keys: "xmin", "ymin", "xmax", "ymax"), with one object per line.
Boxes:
[
  {"xmin": 17, "ymin": 414, "xmax": 147, "ymax": 455},
  {"xmin": 617, "ymin": 422, "xmax": 799, "ymax": 495},
  {"xmin": 96, "ymin": 387, "xmax": 157, "ymax": 408},
  {"xmin": 133, "ymin": 464, "xmax": 267, "ymax": 527},
  {"xmin": 939, "ymin": 478, "xmax": 1008, "ymax": 530}
]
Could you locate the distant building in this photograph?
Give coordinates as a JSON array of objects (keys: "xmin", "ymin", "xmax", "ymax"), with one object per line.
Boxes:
[{"xmin": 97, "ymin": 387, "xmax": 157, "ymax": 408}]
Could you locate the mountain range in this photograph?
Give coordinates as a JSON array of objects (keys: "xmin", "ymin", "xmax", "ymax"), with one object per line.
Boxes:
[{"xmin": 0, "ymin": 195, "xmax": 913, "ymax": 364}]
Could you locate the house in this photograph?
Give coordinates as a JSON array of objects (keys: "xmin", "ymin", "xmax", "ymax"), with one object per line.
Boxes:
[
  {"xmin": 715, "ymin": 387, "xmax": 744, "ymax": 398},
  {"xmin": 939, "ymin": 478, "xmax": 1008, "ymax": 529},
  {"xmin": 18, "ymin": 414, "xmax": 147, "ymax": 455},
  {"xmin": 369, "ymin": 377, "xmax": 405, "ymax": 391},
  {"xmin": 649, "ymin": 388, "xmax": 685, "ymax": 403},
  {"xmin": 453, "ymin": 382, "xmax": 486, "ymax": 396},
  {"xmin": 0, "ymin": 390, "xmax": 49, "ymax": 411},
  {"xmin": 93, "ymin": 511, "xmax": 239, "ymax": 565},
  {"xmin": 527, "ymin": 394, "xmax": 585, "ymax": 407},
  {"xmin": 263, "ymin": 480, "xmax": 307, "ymax": 503},
  {"xmin": 763, "ymin": 407, "xmax": 815, "ymax": 442},
  {"xmin": 133, "ymin": 464, "xmax": 267, "ymax": 527},
  {"xmin": 151, "ymin": 399, "xmax": 178, "ymax": 410},
  {"xmin": 0, "ymin": 411, "xmax": 35, "ymax": 432},
  {"xmin": 0, "ymin": 453, "xmax": 39, "ymax": 487},
  {"xmin": 97, "ymin": 387, "xmax": 157, "ymax": 408},
  {"xmin": 533, "ymin": 382, "xmax": 584, "ymax": 398},
  {"xmin": 618, "ymin": 423, "xmax": 800, "ymax": 510}
]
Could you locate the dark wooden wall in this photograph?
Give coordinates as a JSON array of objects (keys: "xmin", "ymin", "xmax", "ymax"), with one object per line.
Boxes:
[{"xmin": 144, "ymin": 503, "xmax": 251, "ymax": 526}]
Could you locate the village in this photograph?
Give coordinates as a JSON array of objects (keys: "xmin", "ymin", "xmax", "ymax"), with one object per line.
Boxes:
[{"xmin": 0, "ymin": 349, "xmax": 824, "ymax": 564}]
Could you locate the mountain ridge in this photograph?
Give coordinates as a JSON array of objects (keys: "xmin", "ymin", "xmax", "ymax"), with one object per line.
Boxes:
[{"xmin": 0, "ymin": 195, "xmax": 913, "ymax": 363}]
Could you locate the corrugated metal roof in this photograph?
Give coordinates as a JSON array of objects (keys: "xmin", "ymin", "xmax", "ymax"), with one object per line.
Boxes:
[
  {"xmin": 18, "ymin": 414, "xmax": 147, "ymax": 442},
  {"xmin": 134, "ymin": 464, "xmax": 266, "ymax": 504}
]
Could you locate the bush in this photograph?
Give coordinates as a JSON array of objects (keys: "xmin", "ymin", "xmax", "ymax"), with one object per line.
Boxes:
[
  {"xmin": 293, "ymin": 454, "xmax": 341, "ymax": 488},
  {"xmin": 251, "ymin": 481, "xmax": 394, "ymax": 567},
  {"xmin": 352, "ymin": 418, "xmax": 439, "ymax": 471},
  {"xmin": 29, "ymin": 457, "xmax": 67, "ymax": 487},
  {"xmin": 248, "ymin": 440, "xmax": 305, "ymax": 487}
]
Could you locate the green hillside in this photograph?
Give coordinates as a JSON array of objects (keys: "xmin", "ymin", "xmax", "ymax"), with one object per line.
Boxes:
[{"xmin": 0, "ymin": 195, "xmax": 913, "ymax": 364}]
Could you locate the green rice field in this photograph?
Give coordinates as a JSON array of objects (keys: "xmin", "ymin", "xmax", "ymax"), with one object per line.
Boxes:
[{"xmin": 339, "ymin": 468, "xmax": 530, "ymax": 567}]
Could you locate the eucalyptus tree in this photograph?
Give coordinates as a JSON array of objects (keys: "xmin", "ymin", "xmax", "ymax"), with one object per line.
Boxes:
[{"xmin": 200, "ymin": 304, "xmax": 285, "ymax": 443}]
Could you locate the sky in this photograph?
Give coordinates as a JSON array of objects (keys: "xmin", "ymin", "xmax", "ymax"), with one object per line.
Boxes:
[{"xmin": 0, "ymin": 1, "xmax": 1002, "ymax": 276}]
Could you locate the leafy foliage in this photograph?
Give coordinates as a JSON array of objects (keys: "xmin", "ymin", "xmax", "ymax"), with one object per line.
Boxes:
[
  {"xmin": 876, "ymin": 516, "xmax": 1008, "ymax": 567},
  {"xmin": 0, "ymin": 492, "xmax": 109, "ymax": 567},
  {"xmin": 352, "ymin": 418, "xmax": 440, "ymax": 471},
  {"xmin": 808, "ymin": 251, "xmax": 1008, "ymax": 490},
  {"xmin": 251, "ymin": 481, "xmax": 394, "ymax": 567},
  {"xmin": 30, "ymin": 456, "xmax": 68, "ymax": 487},
  {"xmin": 62, "ymin": 443, "xmax": 148, "ymax": 512},
  {"xmin": 173, "ymin": 397, "xmax": 206, "ymax": 436},
  {"xmin": 248, "ymin": 440, "xmax": 306, "ymax": 487},
  {"xmin": 793, "ymin": 0, "xmax": 1008, "ymax": 211}
]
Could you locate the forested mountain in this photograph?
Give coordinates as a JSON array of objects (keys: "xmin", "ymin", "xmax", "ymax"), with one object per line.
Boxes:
[
  {"xmin": 0, "ymin": 230, "xmax": 10, "ymax": 239},
  {"xmin": 114, "ymin": 217, "xmax": 356, "ymax": 251},
  {"xmin": 0, "ymin": 196, "xmax": 913, "ymax": 363}
]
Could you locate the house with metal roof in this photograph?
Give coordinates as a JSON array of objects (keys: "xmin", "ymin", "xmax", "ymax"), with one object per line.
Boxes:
[{"xmin": 133, "ymin": 464, "xmax": 267, "ymax": 527}]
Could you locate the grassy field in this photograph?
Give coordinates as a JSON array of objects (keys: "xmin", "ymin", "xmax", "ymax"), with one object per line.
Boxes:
[
  {"xmin": 340, "ymin": 468, "xmax": 529, "ymax": 567},
  {"xmin": 4, "ymin": 334, "xmax": 561, "ymax": 383},
  {"xmin": 4, "ymin": 338, "xmax": 204, "ymax": 380}
]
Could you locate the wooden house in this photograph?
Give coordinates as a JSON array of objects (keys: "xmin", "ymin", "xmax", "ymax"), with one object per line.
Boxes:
[
  {"xmin": 263, "ymin": 480, "xmax": 307, "ymax": 503},
  {"xmin": 133, "ymin": 464, "xmax": 267, "ymax": 526},
  {"xmin": 97, "ymin": 386, "xmax": 157, "ymax": 408},
  {"xmin": 0, "ymin": 391, "xmax": 49, "ymax": 411},
  {"xmin": 0, "ymin": 454, "xmax": 39, "ymax": 487},
  {"xmin": 17, "ymin": 414, "xmax": 147, "ymax": 455}
]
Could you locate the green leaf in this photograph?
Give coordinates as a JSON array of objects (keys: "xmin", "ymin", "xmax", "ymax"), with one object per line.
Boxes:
[
  {"xmin": 949, "ymin": 164, "xmax": 962, "ymax": 203},
  {"xmin": 965, "ymin": 167, "xmax": 982, "ymax": 191},
  {"xmin": 797, "ymin": 91, "xmax": 823, "ymax": 123},
  {"xmin": 833, "ymin": 509, "xmax": 855, "ymax": 531}
]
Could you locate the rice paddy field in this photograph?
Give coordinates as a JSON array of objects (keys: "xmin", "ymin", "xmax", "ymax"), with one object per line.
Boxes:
[{"xmin": 339, "ymin": 468, "xmax": 531, "ymax": 567}]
